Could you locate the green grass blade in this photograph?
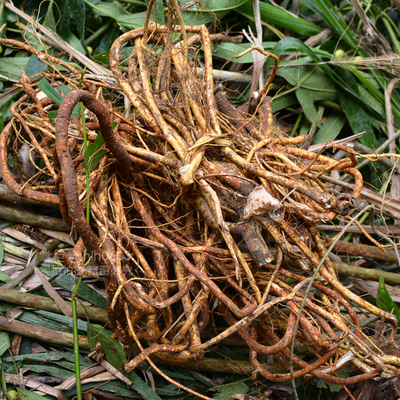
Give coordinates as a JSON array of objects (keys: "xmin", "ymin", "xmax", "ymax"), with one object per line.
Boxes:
[{"xmin": 235, "ymin": 1, "xmax": 322, "ymax": 37}]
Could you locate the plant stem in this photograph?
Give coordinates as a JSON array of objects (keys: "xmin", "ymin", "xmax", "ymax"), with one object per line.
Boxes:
[
  {"xmin": 72, "ymin": 278, "xmax": 83, "ymax": 400},
  {"xmin": 0, "ymin": 184, "xmax": 58, "ymax": 207},
  {"xmin": 85, "ymin": 20, "xmax": 113, "ymax": 46},
  {"xmin": 0, "ymin": 316, "xmax": 90, "ymax": 349},
  {"xmin": 333, "ymin": 262, "xmax": 400, "ymax": 285},
  {"xmin": 155, "ymin": 356, "xmax": 285, "ymax": 375},
  {"xmin": 0, "ymin": 288, "xmax": 108, "ymax": 323},
  {"xmin": 0, "ymin": 204, "xmax": 69, "ymax": 231}
]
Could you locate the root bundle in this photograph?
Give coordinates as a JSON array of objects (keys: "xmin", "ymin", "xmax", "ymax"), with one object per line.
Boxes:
[{"xmin": 1, "ymin": 1, "xmax": 399, "ymax": 388}]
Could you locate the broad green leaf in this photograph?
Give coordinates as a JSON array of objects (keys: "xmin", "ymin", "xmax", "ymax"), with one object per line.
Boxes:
[
  {"xmin": 0, "ymin": 90, "xmax": 21, "ymax": 120},
  {"xmin": 24, "ymin": 54, "xmax": 48, "ymax": 77},
  {"xmin": 0, "ymin": 7, "xmax": 7, "ymax": 39},
  {"xmin": 38, "ymin": 78, "xmax": 64, "ymax": 104},
  {"xmin": 65, "ymin": 380, "xmax": 141, "ymax": 398},
  {"xmin": 377, "ymin": 276, "xmax": 400, "ymax": 326},
  {"xmin": 94, "ymin": 27, "xmax": 120, "ymax": 55},
  {"xmin": 43, "ymin": 0, "xmax": 56, "ymax": 31},
  {"xmin": 35, "ymin": 310, "xmax": 112, "ymax": 334},
  {"xmin": 211, "ymin": 381, "xmax": 249, "ymax": 400},
  {"xmin": 278, "ymin": 64, "xmax": 337, "ymax": 121},
  {"xmin": 40, "ymin": 267, "xmax": 107, "ymax": 308},
  {"xmin": 22, "ymin": 363, "xmax": 74, "ymax": 378},
  {"xmin": 18, "ymin": 387, "xmax": 44, "ymax": 400},
  {"xmin": 296, "ymin": 86, "xmax": 337, "ymax": 122},
  {"xmin": 2, "ymin": 351, "xmax": 92, "ymax": 367},
  {"xmin": 87, "ymin": 320, "xmax": 97, "ymax": 349},
  {"xmin": 18, "ymin": 311, "xmax": 72, "ymax": 333},
  {"xmin": 0, "ymin": 271, "xmax": 10, "ymax": 283},
  {"xmin": 88, "ymin": 324, "xmax": 127, "ymax": 369},
  {"xmin": 0, "ymin": 330, "xmax": 10, "ymax": 357},
  {"xmin": 38, "ymin": 79, "xmax": 80, "ymax": 118},
  {"xmin": 235, "ymin": 1, "xmax": 322, "ymax": 37},
  {"xmin": 313, "ymin": 112, "xmax": 346, "ymax": 144},
  {"xmin": 117, "ymin": 1, "xmax": 164, "ymax": 29},
  {"xmin": 127, "ymin": 371, "xmax": 162, "ymax": 400},
  {"xmin": 56, "ymin": 0, "xmax": 70, "ymax": 40},
  {"xmin": 86, "ymin": 133, "xmax": 107, "ymax": 170},
  {"xmin": 210, "ymin": 42, "xmax": 331, "ymax": 64},
  {"xmin": 182, "ymin": 10, "xmax": 228, "ymax": 25},
  {"xmin": 181, "ymin": 0, "xmax": 246, "ymax": 25},
  {"xmin": 89, "ymin": 1, "xmax": 125, "ymax": 19},
  {"xmin": 0, "ymin": 57, "xmax": 30, "ymax": 82},
  {"xmin": 184, "ymin": 0, "xmax": 247, "ymax": 12},
  {"xmin": 68, "ymin": 0, "xmax": 85, "ymax": 40},
  {"xmin": 338, "ymin": 90, "xmax": 377, "ymax": 148},
  {"xmin": 357, "ymin": 84, "xmax": 385, "ymax": 118},
  {"xmin": 272, "ymin": 93, "xmax": 298, "ymax": 113},
  {"xmin": 68, "ymin": 31, "xmax": 87, "ymax": 55}
]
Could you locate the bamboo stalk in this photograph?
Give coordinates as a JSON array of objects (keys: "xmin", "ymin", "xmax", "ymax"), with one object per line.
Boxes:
[
  {"xmin": 154, "ymin": 356, "xmax": 285, "ymax": 375},
  {"xmin": 0, "ymin": 184, "xmax": 58, "ymax": 208},
  {"xmin": 0, "ymin": 288, "xmax": 108, "ymax": 323},
  {"xmin": 0, "ymin": 204, "xmax": 69, "ymax": 231},
  {"xmin": 0, "ymin": 316, "xmax": 90, "ymax": 349},
  {"xmin": 333, "ymin": 241, "xmax": 398, "ymax": 264},
  {"xmin": 333, "ymin": 262, "xmax": 400, "ymax": 285}
]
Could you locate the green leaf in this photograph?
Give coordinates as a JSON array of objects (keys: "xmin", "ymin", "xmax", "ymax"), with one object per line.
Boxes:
[
  {"xmin": 0, "ymin": 330, "xmax": 10, "ymax": 357},
  {"xmin": 22, "ymin": 363, "xmax": 74, "ymax": 378},
  {"xmin": 68, "ymin": 0, "xmax": 85, "ymax": 40},
  {"xmin": 24, "ymin": 54, "xmax": 48, "ymax": 77},
  {"xmin": 185, "ymin": 0, "xmax": 247, "ymax": 12},
  {"xmin": 17, "ymin": 311, "xmax": 72, "ymax": 333},
  {"xmin": 210, "ymin": 42, "xmax": 331, "ymax": 64},
  {"xmin": 43, "ymin": 0, "xmax": 57, "ymax": 31},
  {"xmin": 17, "ymin": 387, "xmax": 45, "ymax": 400},
  {"xmin": 235, "ymin": 1, "xmax": 322, "ymax": 37},
  {"xmin": 278, "ymin": 63, "xmax": 337, "ymax": 122},
  {"xmin": 338, "ymin": 90, "xmax": 377, "ymax": 148},
  {"xmin": 181, "ymin": 0, "xmax": 246, "ymax": 25},
  {"xmin": 0, "ymin": 57, "xmax": 30, "ymax": 82},
  {"xmin": 127, "ymin": 371, "xmax": 162, "ymax": 400},
  {"xmin": 0, "ymin": 271, "xmax": 11, "ymax": 283},
  {"xmin": 211, "ymin": 381, "xmax": 249, "ymax": 400},
  {"xmin": 65, "ymin": 380, "xmax": 141, "ymax": 398},
  {"xmin": 94, "ymin": 27, "xmax": 120, "ymax": 55},
  {"xmin": 38, "ymin": 78, "xmax": 64, "ymax": 105},
  {"xmin": 56, "ymin": 0, "xmax": 70, "ymax": 40},
  {"xmin": 377, "ymin": 276, "xmax": 400, "ymax": 326},
  {"xmin": 68, "ymin": 31, "xmax": 87, "ymax": 55},
  {"xmin": 38, "ymin": 79, "xmax": 80, "ymax": 118},
  {"xmin": 2, "ymin": 351, "xmax": 92, "ymax": 367},
  {"xmin": 182, "ymin": 10, "xmax": 228, "ymax": 26},
  {"xmin": 90, "ymin": 1, "xmax": 125, "ymax": 19},
  {"xmin": 117, "ymin": 1, "xmax": 164, "ymax": 29},
  {"xmin": 300, "ymin": 0, "xmax": 358, "ymax": 48},
  {"xmin": 88, "ymin": 324, "xmax": 127, "ymax": 369},
  {"xmin": 39, "ymin": 267, "xmax": 107, "ymax": 309},
  {"xmin": 0, "ymin": 7, "xmax": 7, "ymax": 39},
  {"xmin": 296, "ymin": 85, "xmax": 337, "ymax": 122},
  {"xmin": 313, "ymin": 112, "xmax": 346, "ymax": 144},
  {"xmin": 272, "ymin": 93, "xmax": 298, "ymax": 113},
  {"xmin": 86, "ymin": 133, "xmax": 107, "ymax": 170}
]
